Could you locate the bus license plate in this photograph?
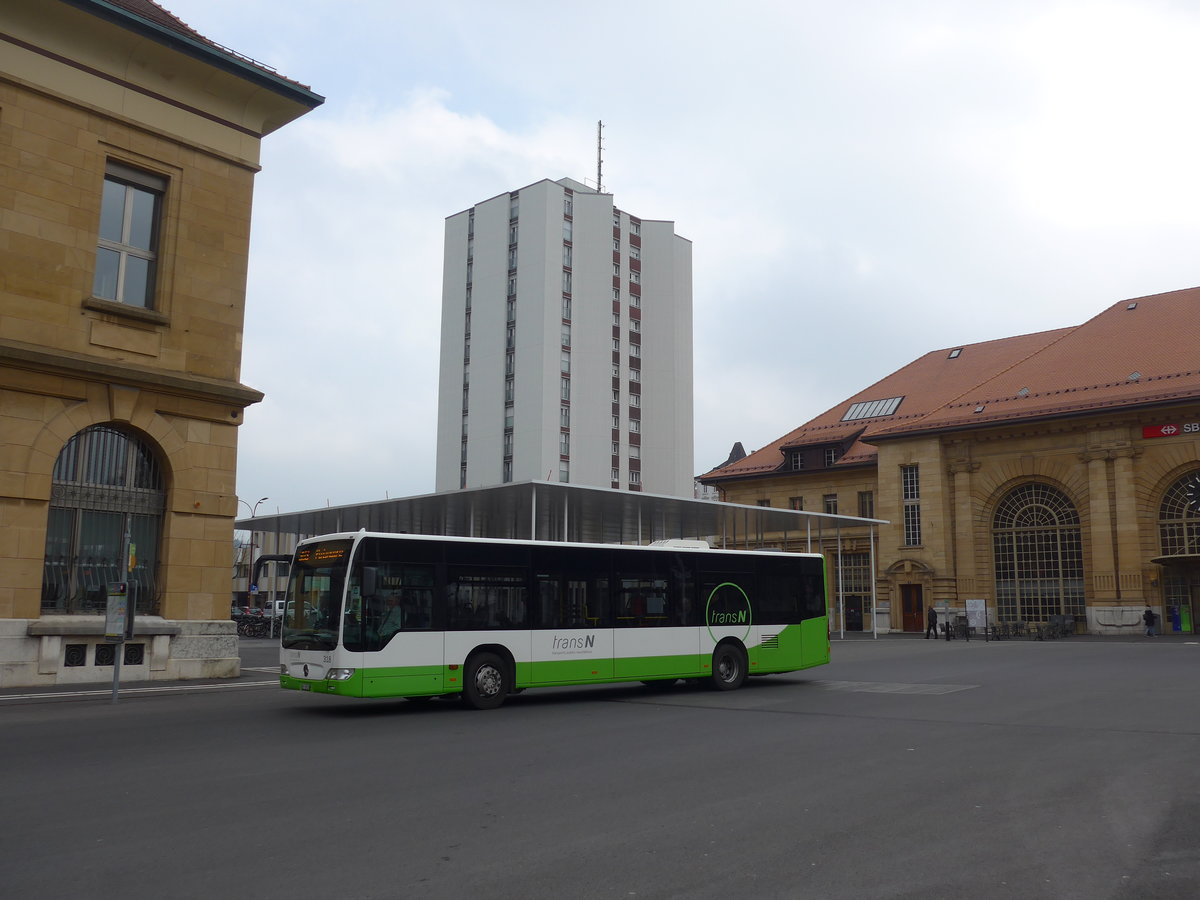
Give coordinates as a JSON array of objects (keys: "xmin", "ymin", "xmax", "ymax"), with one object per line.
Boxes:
[{"xmin": 301, "ymin": 683, "xmax": 311, "ymax": 691}]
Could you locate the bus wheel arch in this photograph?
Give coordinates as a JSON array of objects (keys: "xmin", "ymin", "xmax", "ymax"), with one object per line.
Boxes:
[
  {"xmin": 461, "ymin": 645, "xmax": 514, "ymax": 710},
  {"xmin": 709, "ymin": 640, "xmax": 748, "ymax": 691}
]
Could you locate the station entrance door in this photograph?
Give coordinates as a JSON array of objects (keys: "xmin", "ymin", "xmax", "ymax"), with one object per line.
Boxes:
[{"xmin": 901, "ymin": 584, "xmax": 924, "ymax": 633}]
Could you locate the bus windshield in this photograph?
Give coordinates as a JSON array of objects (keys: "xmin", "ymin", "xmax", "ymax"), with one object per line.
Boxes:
[{"xmin": 281, "ymin": 539, "xmax": 352, "ymax": 651}]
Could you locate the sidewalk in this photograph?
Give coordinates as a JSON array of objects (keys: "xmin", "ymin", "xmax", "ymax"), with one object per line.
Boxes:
[
  {"xmin": 0, "ymin": 665, "xmax": 279, "ymax": 703},
  {"xmin": 832, "ymin": 629, "xmax": 1199, "ymax": 643}
]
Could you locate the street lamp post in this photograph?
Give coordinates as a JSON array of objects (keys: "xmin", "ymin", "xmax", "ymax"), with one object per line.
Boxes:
[{"xmin": 237, "ymin": 496, "xmax": 269, "ymax": 610}]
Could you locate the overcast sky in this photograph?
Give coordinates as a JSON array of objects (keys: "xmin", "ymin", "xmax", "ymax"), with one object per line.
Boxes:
[{"xmin": 165, "ymin": 0, "xmax": 1200, "ymax": 518}]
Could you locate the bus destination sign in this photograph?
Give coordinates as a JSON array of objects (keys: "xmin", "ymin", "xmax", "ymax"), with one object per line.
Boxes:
[
  {"xmin": 296, "ymin": 541, "xmax": 351, "ymax": 564},
  {"xmin": 1143, "ymin": 421, "xmax": 1199, "ymax": 439}
]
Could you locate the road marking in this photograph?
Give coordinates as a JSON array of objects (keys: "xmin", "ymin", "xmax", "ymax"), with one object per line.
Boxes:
[
  {"xmin": 0, "ymin": 680, "xmax": 278, "ymax": 702},
  {"xmin": 810, "ymin": 679, "xmax": 978, "ymax": 695}
]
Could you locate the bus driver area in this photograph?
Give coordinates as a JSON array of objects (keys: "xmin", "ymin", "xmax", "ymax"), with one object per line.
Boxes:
[{"xmin": 279, "ymin": 533, "xmax": 830, "ymax": 708}]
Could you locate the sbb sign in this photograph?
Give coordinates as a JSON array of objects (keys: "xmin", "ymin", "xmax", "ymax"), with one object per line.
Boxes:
[{"xmin": 1143, "ymin": 422, "xmax": 1199, "ymax": 439}]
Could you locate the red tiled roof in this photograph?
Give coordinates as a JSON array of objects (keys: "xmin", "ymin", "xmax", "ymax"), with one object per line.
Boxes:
[{"xmin": 703, "ymin": 286, "xmax": 1200, "ymax": 481}]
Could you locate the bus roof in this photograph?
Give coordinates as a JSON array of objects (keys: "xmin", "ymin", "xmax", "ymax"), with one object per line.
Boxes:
[{"xmin": 299, "ymin": 530, "xmax": 824, "ymax": 559}]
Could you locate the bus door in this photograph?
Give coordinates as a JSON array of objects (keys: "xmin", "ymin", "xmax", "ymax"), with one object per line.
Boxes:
[
  {"xmin": 530, "ymin": 575, "xmax": 612, "ymax": 684},
  {"xmin": 355, "ymin": 561, "xmax": 444, "ymax": 698},
  {"xmin": 613, "ymin": 553, "xmax": 699, "ymax": 679}
]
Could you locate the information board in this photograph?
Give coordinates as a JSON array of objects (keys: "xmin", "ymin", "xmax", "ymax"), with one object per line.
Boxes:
[{"xmin": 105, "ymin": 582, "xmax": 128, "ymax": 643}]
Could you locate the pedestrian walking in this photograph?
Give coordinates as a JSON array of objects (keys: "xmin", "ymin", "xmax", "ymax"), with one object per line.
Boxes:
[
  {"xmin": 926, "ymin": 605, "xmax": 938, "ymax": 639},
  {"xmin": 1143, "ymin": 605, "xmax": 1157, "ymax": 637}
]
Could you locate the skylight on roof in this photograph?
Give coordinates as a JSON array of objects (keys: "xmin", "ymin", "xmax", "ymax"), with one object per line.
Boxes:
[
  {"xmin": 948, "ymin": 348, "xmax": 962, "ymax": 359},
  {"xmin": 842, "ymin": 397, "xmax": 903, "ymax": 421}
]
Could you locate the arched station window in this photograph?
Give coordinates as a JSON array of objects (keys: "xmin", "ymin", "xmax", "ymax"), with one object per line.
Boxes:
[
  {"xmin": 41, "ymin": 425, "xmax": 166, "ymax": 614},
  {"xmin": 992, "ymin": 483, "xmax": 1084, "ymax": 623},
  {"xmin": 1156, "ymin": 471, "xmax": 1200, "ymax": 614},
  {"xmin": 1157, "ymin": 471, "xmax": 1200, "ymax": 556}
]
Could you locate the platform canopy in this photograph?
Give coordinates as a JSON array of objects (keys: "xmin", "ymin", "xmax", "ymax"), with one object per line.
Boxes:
[{"xmin": 235, "ymin": 480, "xmax": 884, "ymax": 550}]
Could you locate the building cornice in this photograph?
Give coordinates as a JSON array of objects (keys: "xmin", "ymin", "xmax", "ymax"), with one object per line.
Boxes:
[
  {"xmin": 700, "ymin": 459, "xmax": 877, "ymax": 486},
  {"xmin": 0, "ymin": 339, "xmax": 264, "ymax": 409},
  {"xmin": 866, "ymin": 396, "xmax": 1200, "ymax": 444},
  {"xmin": 60, "ymin": 0, "xmax": 324, "ymax": 107}
]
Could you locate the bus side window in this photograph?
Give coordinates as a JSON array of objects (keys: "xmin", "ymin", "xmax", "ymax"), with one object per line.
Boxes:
[
  {"xmin": 447, "ymin": 568, "xmax": 527, "ymax": 630},
  {"xmin": 617, "ymin": 577, "xmax": 670, "ymax": 627},
  {"xmin": 758, "ymin": 561, "xmax": 826, "ymax": 624}
]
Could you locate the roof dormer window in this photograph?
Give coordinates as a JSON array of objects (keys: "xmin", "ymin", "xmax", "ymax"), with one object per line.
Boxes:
[{"xmin": 842, "ymin": 397, "xmax": 903, "ymax": 421}]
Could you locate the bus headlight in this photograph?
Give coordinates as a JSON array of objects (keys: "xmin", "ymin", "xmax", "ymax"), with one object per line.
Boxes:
[{"xmin": 326, "ymin": 668, "xmax": 355, "ymax": 681}]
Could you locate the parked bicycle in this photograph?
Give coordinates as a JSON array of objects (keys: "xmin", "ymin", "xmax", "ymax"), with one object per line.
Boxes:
[{"xmin": 235, "ymin": 616, "xmax": 270, "ymax": 638}]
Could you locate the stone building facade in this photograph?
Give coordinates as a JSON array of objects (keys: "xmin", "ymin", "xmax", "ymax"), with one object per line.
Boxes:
[
  {"xmin": 701, "ymin": 288, "xmax": 1200, "ymax": 636},
  {"xmin": 0, "ymin": 0, "xmax": 321, "ymax": 685}
]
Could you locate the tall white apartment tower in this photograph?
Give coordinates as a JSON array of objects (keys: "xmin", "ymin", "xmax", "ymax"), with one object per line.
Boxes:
[{"xmin": 435, "ymin": 178, "xmax": 693, "ymax": 496}]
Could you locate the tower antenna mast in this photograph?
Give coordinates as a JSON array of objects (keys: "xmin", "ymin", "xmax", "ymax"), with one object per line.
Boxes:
[{"xmin": 596, "ymin": 120, "xmax": 604, "ymax": 193}]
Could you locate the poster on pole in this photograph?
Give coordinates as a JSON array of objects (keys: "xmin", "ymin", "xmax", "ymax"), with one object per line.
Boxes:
[
  {"xmin": 965, "ymin": 597, "xmax": 987, "ymax": 630},
  {"xmin": 105, "ymin": 582, "xmax": 128, "ymax": 643}
]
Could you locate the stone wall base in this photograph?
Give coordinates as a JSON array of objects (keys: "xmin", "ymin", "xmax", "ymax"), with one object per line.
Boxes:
[
  {"xmin": 1087, "ymin": 605, "xmax": 1151, "ymax": 636},
  {"xmin": 0, "ymin": 618, "xmax": 240, "ymax": 688}
]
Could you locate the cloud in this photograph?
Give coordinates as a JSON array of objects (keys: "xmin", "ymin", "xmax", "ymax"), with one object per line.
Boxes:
[
  {"xmin": 154, "ymin": 0, "xmax": 1200, "ymax": 513},
  {"xmin": 1008, "ymin": 4, "xmax": 1200, "ymax": 228}
]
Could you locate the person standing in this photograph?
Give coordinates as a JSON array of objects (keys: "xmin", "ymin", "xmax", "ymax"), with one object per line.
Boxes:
[
  {"xmin": 926, "ymin": 605, "xmax": 938, "ymax": 639},
  {"xmin": 1143, "ymin": 605, "xmax": 1156, "ymax": 637}
]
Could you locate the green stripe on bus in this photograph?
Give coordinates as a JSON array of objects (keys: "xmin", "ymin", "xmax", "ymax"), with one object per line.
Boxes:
[{"xmin": 281, "ymin": 618, "xmax": 831, "ymax": 699}]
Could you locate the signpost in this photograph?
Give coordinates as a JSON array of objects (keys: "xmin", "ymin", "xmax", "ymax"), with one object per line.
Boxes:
[
  {"xmin": 106, "ymin": 531, "xmax": 137, "ymax": 704},
  {"xmin": 105, "ymin": 581, "xmax": 128, "ymax": 704}
]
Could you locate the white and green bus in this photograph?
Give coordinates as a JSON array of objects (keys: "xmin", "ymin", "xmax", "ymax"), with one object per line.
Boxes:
[{"xmin": 279, "ymin": 531, "xmax": 830, "ymax": 709}]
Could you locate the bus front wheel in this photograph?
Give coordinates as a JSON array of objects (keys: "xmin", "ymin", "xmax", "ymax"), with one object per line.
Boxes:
[
  {"xmin": 462, "ymin": 652, "xmax": 509, "ymax": 710},
  {"xmin": 710, "ymin": 643, "xmax": 747, "ymax": 691}
]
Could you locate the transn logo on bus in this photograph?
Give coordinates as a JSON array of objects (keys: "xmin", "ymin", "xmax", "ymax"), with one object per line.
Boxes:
[
  {"xmin": 709, "ymin": 610, "xmax": 747, "ymax": 625},
  {"xmin": 706, "ymin": 582, "xmax": 752, "ymax": 643},
  {"xmin": 551, "ymin": 634, "xmax": 595, "ymax": 654}
]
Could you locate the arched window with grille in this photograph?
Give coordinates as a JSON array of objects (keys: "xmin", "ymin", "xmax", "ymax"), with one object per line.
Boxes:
[
  {"xmin": 1157, "ymin": 471, "xmax": 1200, "ymax": 557},
  {"xmin": 991, "ymin": 483, "xmax": 1084, "ymax": 623},
  {"xmin": 41, "ymin": 425, "xmax": 166, "ymax": 614},
  {"xmin": 1156, "ymin": 471, "xmax": 1200, "ymax": 616}
]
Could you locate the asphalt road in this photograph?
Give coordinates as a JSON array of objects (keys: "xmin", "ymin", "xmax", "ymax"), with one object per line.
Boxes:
[{"xmin": 2, "ymin": 636, "xmax": 1198, "ymax": 900}]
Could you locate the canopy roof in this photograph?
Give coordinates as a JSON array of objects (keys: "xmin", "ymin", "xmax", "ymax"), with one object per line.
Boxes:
[{"xmin": 236, "ymin": 480, "xmax": 884, "ymax": 550}]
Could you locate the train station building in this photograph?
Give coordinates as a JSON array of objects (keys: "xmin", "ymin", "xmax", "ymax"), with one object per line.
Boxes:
[
  {"xmin": 700, "ymin": 287, "xmax": 1200, "ymax": 636},
  {"xmin": 0, "ymin": 0, "xmax": 321, "ymax": 686}
]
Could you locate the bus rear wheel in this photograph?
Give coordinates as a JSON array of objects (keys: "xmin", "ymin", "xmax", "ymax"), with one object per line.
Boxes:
[
  {"xmin": 709, "ymin": 643, "xmax": 747, "ymax": 691},
  {"xmin": 462, "ymin": 652, "xmax": 509, "ymax": 710}
]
